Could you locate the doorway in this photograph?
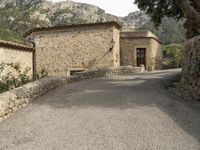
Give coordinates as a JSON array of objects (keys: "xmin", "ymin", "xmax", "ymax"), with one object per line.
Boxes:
[{"xmin": 136, "ymin": 48, "xmax": 146, "ymax": 67}]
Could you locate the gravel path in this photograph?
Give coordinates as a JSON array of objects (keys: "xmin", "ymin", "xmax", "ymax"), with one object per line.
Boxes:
[{"xmin": 0, "ymin": 69, "xmax": 200, "ymax": 150}]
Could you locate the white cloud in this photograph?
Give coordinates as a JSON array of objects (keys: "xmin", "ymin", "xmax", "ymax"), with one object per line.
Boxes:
[{"xmin": 50, "ymin": 0, "xmax": 138, "ymax": 17}]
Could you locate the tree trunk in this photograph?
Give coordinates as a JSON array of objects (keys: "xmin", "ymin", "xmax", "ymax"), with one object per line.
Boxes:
[
  {"xmin": 193, "ymin": 0, "xmax": 200, "ymax": 11},
  {"xmin": 176, "ymin": 0, "xmax": 200, "ymax": 38}
]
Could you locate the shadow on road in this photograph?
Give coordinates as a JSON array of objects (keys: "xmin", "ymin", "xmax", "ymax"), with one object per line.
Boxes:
[{"xmin": 32, "ymin": 69, "xmax": 200, "ymax": 143}]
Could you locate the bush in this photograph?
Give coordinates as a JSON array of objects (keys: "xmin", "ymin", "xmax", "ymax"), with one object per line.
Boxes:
[
  {"xmin": 0, "ymin": 63, "xmax": 49, "ymax": 93},
  {"xmin": 162, "ymin": 44, "xmax": 183, "ymax": 69},
  {"xmin": 0, "ymin": 63, "xmax": 31, "ymax": 93},
  {"xmin": 36, "ymin": 66, "xmax": 48, "ymax": 79}
]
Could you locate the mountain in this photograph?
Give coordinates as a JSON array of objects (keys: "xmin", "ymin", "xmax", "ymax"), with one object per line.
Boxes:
[
  {"xmin": 122, "ymin": 11, "xmax": 150, "ymax": 31},
  {"xmin": 0, "ymin": 0, "xmax": 185, "ymax": 45}
]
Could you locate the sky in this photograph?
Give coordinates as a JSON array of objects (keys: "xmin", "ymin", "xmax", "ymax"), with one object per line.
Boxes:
[{"xmin": 51, "ymin": 0, "xmax": 138, "ymax": 17}]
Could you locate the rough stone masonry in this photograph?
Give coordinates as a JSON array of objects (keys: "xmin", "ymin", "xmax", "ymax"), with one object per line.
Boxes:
[
  {"xmin": 26, "ymin": 22, "xmax": 162, "ymax": 77},
  {"xmin": 181, "ymin": 35, "xmax": 200, "ymax": 100},
  {"xmin": 26, "ymin": 22, "xmax": 121, "ymax": 77},
  {"xmin": 0, "ymin": 40, "xmax": 34, "ymax": 78}
]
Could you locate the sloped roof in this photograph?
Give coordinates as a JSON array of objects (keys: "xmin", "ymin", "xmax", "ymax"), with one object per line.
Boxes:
[
  {"xmin": 0, "ymin": 40, "xmax": 34, "ymax": 52},
  {"xmin": 120, "ymin": 31, "xmax": 162, "ymax": 44},
  {"xmin": 25, "ymin": 21, "xmax": 122, "ymax": 37}
]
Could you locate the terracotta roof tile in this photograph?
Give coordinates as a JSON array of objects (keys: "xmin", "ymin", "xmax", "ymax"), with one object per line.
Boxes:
[
  {"xmin": 24, "ymin": 21, "xmax": 121, "ymax": 37},
  {"xmin": 0, "ymin": 40, "xmax": 34, "ymax": 52}
]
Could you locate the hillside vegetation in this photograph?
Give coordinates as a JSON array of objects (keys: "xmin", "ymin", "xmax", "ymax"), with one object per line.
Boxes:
[{"xmin": 0, "ymin": 0, "xmax": 185, "ymax": 44}]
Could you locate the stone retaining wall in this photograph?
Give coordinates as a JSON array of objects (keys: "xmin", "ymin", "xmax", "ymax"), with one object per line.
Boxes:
[
  {"xmin": 0, "ymin": 66, "xmax": 144, "ymax": 121},
  {"xmin": 181, "ymin": 35, "xmax": 200, "ymax": 100}
]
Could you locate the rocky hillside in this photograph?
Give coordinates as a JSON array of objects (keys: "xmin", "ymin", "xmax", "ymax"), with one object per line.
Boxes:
[
  {"xmin": 0, "ymin": 0, "xmax": 185, "ymax": 44},
  {"xmin": 122, "ymin": 11, "xmax": 150, "ymax": 31}
]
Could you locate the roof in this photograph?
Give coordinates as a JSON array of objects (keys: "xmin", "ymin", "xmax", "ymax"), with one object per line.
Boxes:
[
  {"xmin": 24, "ymin": 21, "xmax": 122, "ymax": 37},
  {"xmin": 120, "ymin": 31, "xmax": 162, "ymax": 44},
  {"xmin": 0, "ymin": 40, "xmax": 34, "ymax": 52}
]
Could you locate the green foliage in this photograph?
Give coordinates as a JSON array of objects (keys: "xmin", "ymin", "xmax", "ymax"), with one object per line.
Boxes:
[
  {"xmin": 0, "ymin": 62, "xmax": 49, "ymax": 93},
  {"xmin": 0, "ymin": 0, "xmax": 48, "ymax": 43},
  {"xmin": 0, "ymin": 63, "xmax": 31, "ymax": 93},
  {"xmin": 0, "ymin": 29, "xmax": 23, "ymax": 43},
  {"xmin": 139, "ymin": 17, "xmax": 186, "ymax": 45},
  {"xmin": 0, "ymin": 1, "xmax": 88, "ymax": 42},
  {"xmin": 134, "ymin": 0, "xmax": 184, "ymax": 27},
  {"xmin": 36, "ymin": 67, "xmax": 48, "ymax": 79},
  {"xmin": 50, "ymin": 7, "xmax": 88, "ymax": 26},
  {"xmin": 162, "ymin": 44, "xmax": 183, "ymax": 69},
  {"xmin": 0, "ymin": 0, "xmax": 186, "ymax": 44},
  {"xmin": 135, "ymin": 1, "xmax": 186, "ymax": 44},
  {"xmin": 134, "ymin": 0, "xmax": 200, "ymax": 38}
]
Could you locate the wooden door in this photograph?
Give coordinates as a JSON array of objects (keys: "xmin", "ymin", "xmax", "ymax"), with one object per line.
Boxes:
[{"xmin": 136, "ymin": 48, "xmax": 146, "ymax": 67}]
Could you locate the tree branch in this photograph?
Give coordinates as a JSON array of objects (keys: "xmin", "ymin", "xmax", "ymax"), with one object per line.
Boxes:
[
  {"xmin": 176, "ymin": 0, "xmax": 200, "ymax": 38},
  {"xmin": 193, "ymin": 0, "xmax": 200, "ymax": 12}
]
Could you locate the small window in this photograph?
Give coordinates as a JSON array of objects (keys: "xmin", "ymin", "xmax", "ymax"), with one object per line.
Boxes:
[{"xmin": 70, "ymin": 70, "xmax": 84, "ymax": 76}]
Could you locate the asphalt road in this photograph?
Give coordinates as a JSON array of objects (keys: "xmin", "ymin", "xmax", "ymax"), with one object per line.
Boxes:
[{"xmin": 0, "ymin": 69, "xmax": 200, "ymax": 150}]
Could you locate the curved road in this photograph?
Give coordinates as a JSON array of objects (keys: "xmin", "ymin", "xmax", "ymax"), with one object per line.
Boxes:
[{"xmin": 0, "ymin": 69, "xmax": 200, "ymax": 150}]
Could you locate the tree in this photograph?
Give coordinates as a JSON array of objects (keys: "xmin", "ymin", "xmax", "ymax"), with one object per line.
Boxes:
[
  {"xmin": 140, "ymin": 17, "xmax": 186, "ymax": 44},
  {"xmin": 134, "ymin": 0, "xmax": 200, "ymax": 38}
]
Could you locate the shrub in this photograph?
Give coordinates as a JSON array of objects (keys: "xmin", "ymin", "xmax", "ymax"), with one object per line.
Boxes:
[
  {"xmin": 0, "ymin": 63, "xmax": 31, "ymax": 93},
  {"xmin": 36, "ymin": 66, "xmax": 48, "ymax": 79},
  {"xmin": 0, "ymin": 63, "xmax": 49, "ymax": 93},
  {"xmin": 162, "ymin": 44, "xmax": 183, "ymax": 69}
]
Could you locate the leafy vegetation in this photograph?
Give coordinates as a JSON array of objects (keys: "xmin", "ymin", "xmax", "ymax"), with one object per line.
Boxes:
[
  {"xmin": 162, "ymin": 44, "xmax": 183, "ymax": 69},
  {"xmin": 0, "ymin": 0, "xmax": 187, "ymax": 45},
  {"xmin": 134, "ymin": 0, "xmax": 200, "ymax": 38},
  {"xmin": 0, "ymin": 63, "xmax": 48, "ymax": 93},
  {"xmin": 139, "ymin": 17, "xmax": 186, "ymax": 45},
  {"xmin": 0, "ymin": 29, "xmax": 23, "ymax": 43},
  {"xmin": 0, "ymin": 63, "xmax": 31, "ymax": 93},
  {"xmin": 0, "ymin": 0, "xmax": 48, "ymax": 43},
  {"xmin": 36, "ymin": 67, "xmax": 48, "ymax": 79},
  {"xmin": 134, "ymin": 0, "xmax": 183, "ymax": 27}
]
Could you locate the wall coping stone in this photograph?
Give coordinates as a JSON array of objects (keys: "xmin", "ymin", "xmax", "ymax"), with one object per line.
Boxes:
[
  {"xmin": 120, "ymin": 36, "xmax": 162, "ymax": 44},
  {"xmin": 0, "ymin": 40, "xmax": 34, "ymax": 52}
]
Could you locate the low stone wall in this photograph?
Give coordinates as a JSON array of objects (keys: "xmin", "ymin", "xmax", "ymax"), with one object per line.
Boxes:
[
  {"xmin": 75, "ymin": 66, "xmax": 145, "ymax": 79},
  {"xmin": 0, "ymin": 66, "xmax": 144, "ymax": 121},
  {"xmin": 181, "ymin": 35, "xmax": 200, "ymax": 100}
]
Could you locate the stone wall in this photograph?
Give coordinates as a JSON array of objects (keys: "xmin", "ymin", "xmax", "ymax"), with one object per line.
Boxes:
[
  {"xmin": 120, "ymin": 36, "xmax": 162, "ymax": 70},
  {"xmin": 181, "ymin": 36, "xmax": 200, "ymax": 100},
  {"xmin": 0, "ymin": 66, "xmax": 144, "ymax": 121},
  {"xmin": 0, "ymin": 41, "xmax": 33, "ymax": 78},
  {"xmin": 29, "ymin": 24, "xmax": 120, "ymax": 77},
  {"xmin": 150, "ymin": 38, "xmax": 162, "ymax": 70},
  {"xmin": 120, "ymin": 31, "xmax": 157, "ymax": 39},
  {"xmin": 113, "ymin": 28, "xmax": 120, "ymax": 66}
]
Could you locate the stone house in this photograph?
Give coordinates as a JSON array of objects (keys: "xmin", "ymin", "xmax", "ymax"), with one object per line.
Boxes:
[
  {"xmin": 120, "ymin": 31, "xmax": 162, "ymax": 70},
  {"xmin": 26, "ymin": 22, "xmax": 120, "ymax": 77},
  {"xmin": 25, "ymin": 21, "xmax": 162, "ymax": 77}
]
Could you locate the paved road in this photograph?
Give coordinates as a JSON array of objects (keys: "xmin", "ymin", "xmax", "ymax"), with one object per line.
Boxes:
[{"xmin": 0, "ymin": 69, "xmax": 200, "ymax": 150}]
